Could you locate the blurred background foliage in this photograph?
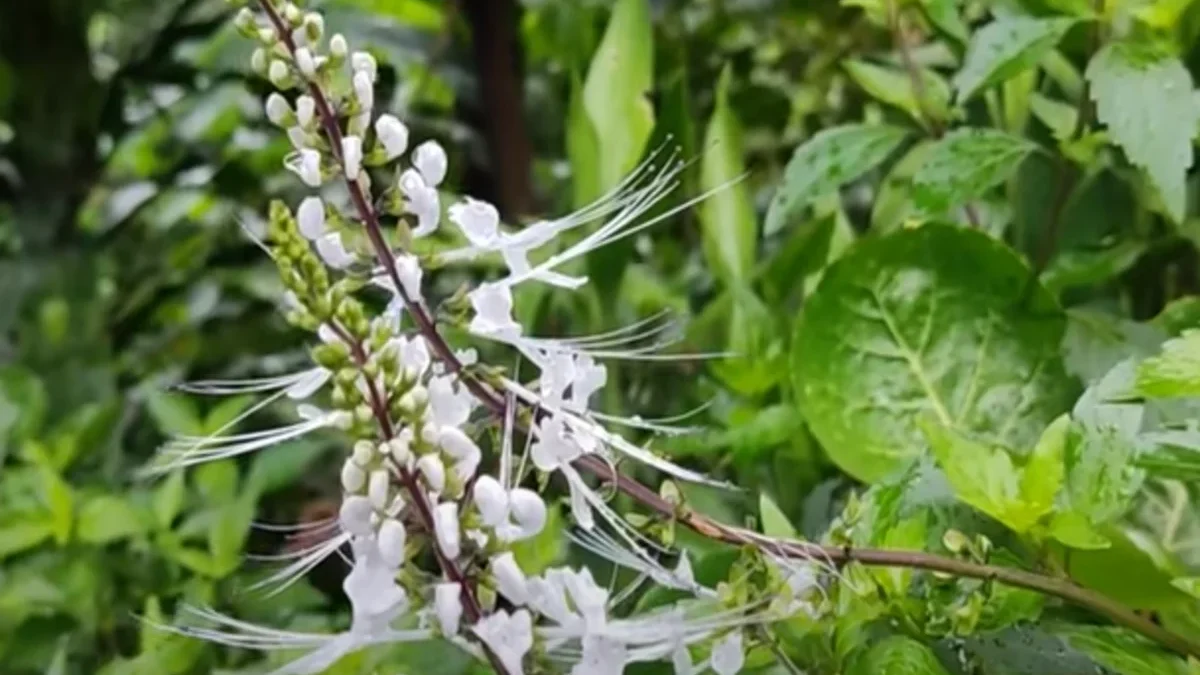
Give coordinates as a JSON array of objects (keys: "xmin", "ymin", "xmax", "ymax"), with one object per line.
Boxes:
[{"xmin": 2, "ymin": 0, "xmax": 1200, "ymax": 673}]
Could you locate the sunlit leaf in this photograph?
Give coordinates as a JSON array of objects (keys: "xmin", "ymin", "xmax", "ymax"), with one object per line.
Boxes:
[
  {"xmin": 953, "ymin": 17, "xmax": 1077, "ymax": 103},
  {"xmin": 912, "ymin": 128, "xmax": 1038, "ymax": 216}
]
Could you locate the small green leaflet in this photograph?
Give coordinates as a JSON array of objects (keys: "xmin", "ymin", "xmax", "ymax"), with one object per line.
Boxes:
[
  {"xmin": 764, "ymin": 124, "xmax": 909, "ymax": 235},
  {"xmin": 844, "ymin": 59, "xmax": 951, "ymax": 128},
  {"xmin": 1136, "ymin": 329, "xmax": 1200, "ymax": 398},
  {"xmin": 912, "ymin": 128, "xmax": 1038, "ymax": 216},
  {"xmin": 758, "ymin": 493, "xmax": 798, "ymax": 538},
  {"xmin": 1087, "ymin": 41, "xmax": 1197, "ymax": 223},
  {"xmin": 953, "ymin": 17, "xmax": 1078, "ymax": 103}
]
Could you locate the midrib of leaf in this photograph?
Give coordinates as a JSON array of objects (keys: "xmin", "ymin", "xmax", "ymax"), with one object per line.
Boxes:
[
  {"xmin": 869, "ymin": 288, "xmax": 955, "ymax": 427},
  {"xmin": 955, "ymin": 318, "xmax": 995, "ymax": 426}
]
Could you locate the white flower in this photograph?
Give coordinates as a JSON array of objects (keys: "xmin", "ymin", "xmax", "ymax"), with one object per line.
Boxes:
[
  {"xmin": 467, "ymin": 283, "xmax": 521, "ymax": 340},
  {"xmin": 339, "ymin": 495, "xmax": 374, "ymax": 536},
  {"xmin": 375, "ymin": 114, "xmax": 409, "ymax": 160},
  {"xmin": 449, "ymin": 197, "xmax": 500, "ymax": 247},
  {"xmin": 288, "ymin": 148, "xmax": 322, "ymax": 187},
  {"xmin": 490, "ymin": 552, "xmax": 529, "ymax": 605},
  {"xmin": 351, "ymin": 440, "xmax": 374, "ymax": 466},
  {"xmin": 572, "ymin": 634, "xmax": 627, "ymax": 675},
  {"xmin": 709, "ymin": 632, "xmax": 744, "ymax": 675},
  {"xmin": 286, "ymin": 126, "xmax": 310, "ymax": 150},
  {"xmin": 367, "ymin": 469, "xmax": 390, "ymax": 510},
  {"xmin": 395, "ymin": 253, "xmax": 423, "ymax": 300},
  {"xmin": 416, "ymin": 454, "xmax": 446, "ymax": 493},
  {"xmin": 297, "ymin": 196, "xmax": 325, "ymax": 240},
  {"xmin": 562, "ymin": 567, "xmax": 608, "ymax": 631},
  {"xmin": 377, "ymin": 517, "xmax": 407, "ymax": 568},
  {"xmin": 433, "ymin": 501, "xmax": 461, "ymax": 559},
  {"xmin": 295, "ymin": 95, "xmax": 316, "ymax": 128},
  {"xmin": 388, "ymin": 434, "xmax": 412, "ymax": 465},
  {"xmin": 473, "ymin": 475, "xmax": 509, "ymax": 527},
  {"xmin": 340, "ymin": 459, "xmax": 366, "ymax": 493},
  {"xmin": 473, "ymin": 609, "xmax": 533, "ymax": 675},
  {"xmin": 330, "ymin": 33, "xmax": 348, "ymax": 59},
  {"xmin": 295, "ymin": 47, "xmax": 316, "ymax": 77},
  {"xmin": 434, "ymin": 582, "xmax": 462, "ymax": 636},
  {"xmin": 342, "ymin": 135, "xmax": 363, "ymax": 178},
  {"xmin": 399, "ymin": 169, "xmax": 440, "ymax": 237},
  {"xmin": 398, "ymin": 336, "xmax": 431, "ymax": 378},
  {"xmin": 570, "ymin": 355, "xmax": 607, "ymax": 411},
  {"xmin": 672, "ymin": 643, "xmax": 694, "ymax": 675},
  {"xmin": 507, "ymin": 488, "xmax": 547, "ymax": 539},
  {"xmin": 268, "ymin": 59, "xmax": 291, "ymax": 88},
  {"xmin": 351, "ymin": 51, "xmax": 377, "ymax": 81},
  {"xmin": 413, "ymin": 140, "xmax": 448, "ymax": 187},
  {"xmin": 353, "ymin": 70, "xmax": 374, "ymax": 110},
  {"xmin": 316, "ymin": 232, "xmax": 354, "ymax": 269},
  {"xmin": 427, "ymin": 376, "xmax": 473, "ymax": 429},
  {"xmin": 265, "ymin": 93, "xmax": 291, "ymax": 126},
  {"xmin": 530, "ymin": 415, "xmax": 583, "ymax": 472},
  {"xmin": 439, "ymin": 427, "xmax": 481, "ymax": 482},
  {"xmin": 344, "ymin": 537, "xmax": 408, "ymax": 627}
]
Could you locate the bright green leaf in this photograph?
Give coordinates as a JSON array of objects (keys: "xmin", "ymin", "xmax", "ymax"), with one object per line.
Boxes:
[
  {"xmin": 953, "ymin": 17, "xmax": 1077, "ymax": 103},
  {"xmin": 77, "ymin": 495, "xmax": 146, "ymax": 544},
  {"xmin": 0, "ymin": 520, "xmax": 52, "ymax": 559},
  {"xmin": 793, "ymin": 225, "xmax": 1073, "ymax": 481},
  {"xmin": 1049, "ymin": 510, "xmax": 1111, "ymax": 549},
  {"xmin": 566, "ymin": 74, "xmax": 601, "ymax": 209},
  {"xmin": 1087, "ymin": 41, "xmax": 1197, "ymax": 222},
  {"xmin": 145, "ymin": 391, "xmax": 203, "ymax": 437},
  {"xmin": 698, "ymin": 66, "xmax": 756, "ymax": 285},
  {"xmin": 208, "ymin": 499, "xmax": 255, "ymax": 575},
  {"xmin": 1137, "ymin": 330, "xmax": 1200, "ymax": 398},
  {"xmin": 844, "ymin": 59, "xmax": 950, "ymax": 127},
  {"xmin": 765, "ymin": 124, "xmax": 909, "ymax": 235},
  {"xmin": 759, "ymin": 493, "xmax": 797, "ymax": 539},
  {"xmin": 152, "ymin": 470, "xmax": 186, "ymax": 529},
  {"xmin": 912, "ymin": 128, "xmax": 1038, "ymax": 216},
  {"xmin": 39, "ymin": 467, "xmax": 73, "ymax": 544},
  {"xmin": 512, "ymin": 505, "xmax": 565, "ymax": 575},
  {"xmin": 193, "ymin": 459, "xmax": 239, "ymax": 505},
  {"xmin": 1021, "ymin": 414, "xmax": 1069, "ymax": 517},
  {"xmin": 1172, "ymin": 576, "xmax": 1200, "ymax": 599},
  {"xmin": 848, "ymin": 635, "xmax": 952, "ymax": 675}
]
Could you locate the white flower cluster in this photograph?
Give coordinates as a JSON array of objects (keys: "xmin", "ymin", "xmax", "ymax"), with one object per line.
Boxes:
[{"xmin": 156, "ymin": 2, "xmax": 825, "ymax": 674}]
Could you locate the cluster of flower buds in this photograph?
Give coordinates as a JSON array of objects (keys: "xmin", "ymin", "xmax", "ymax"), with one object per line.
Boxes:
[{"xmin": 159, "ymin": 1, "xmax": 830, "ymax": 673}]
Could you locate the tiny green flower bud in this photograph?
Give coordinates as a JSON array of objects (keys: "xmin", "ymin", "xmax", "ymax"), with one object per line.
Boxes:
[
  {"xmin": 311, "ymin": 342, "xmax": 350, "ymax": 369},
  {"xmin": 281, "ymin": 2, "xmax": 302, "ymax": 23},
  {"xmin": 354, "ymin": 404, "xmax": 374, "ymax": 425},
  {"xmin": 303, "ymin": 13, "xmax": 324, "ymax": 42},
  {"xmin": 268, "ymin": 60, "xmax": 292, "ymax": 88},
  {"xmin": 233, "ymin": 7, "xmax": 257, "ymax": 35}
]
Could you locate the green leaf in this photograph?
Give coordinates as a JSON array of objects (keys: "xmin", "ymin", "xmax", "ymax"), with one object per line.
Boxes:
[
  {"xmin": 208, "ymin": 498, "xmax": 255, "ymax": 575},
  {"xmin": 871, "ymin": 140, "xmax": 935, "ymax": 233},
  {"xmin": 1055, "ymin": 625, "xmax": 1191, "ymax": 675},
  {"xmin": 245, "ymin": 440, "xmax": 326, "ymax": 496},
  {"xmin": 77, "ymin": 495, "xmax": 146, "ymax": 544},
  {"xmin": 1137, "ymin": 330, "xmax": 1200, "ymax": 398},
  {"xmin": 144, "ymin": 391, "xmax": 204, "ymax": 437},
  {"xmin": 193, "ymin": 459, "xmax": 239, "ymax": 505},
  {"xmin": 919, "ymin": 0, "xmax": 969, "ymax": 45},
  {"xmin": 581, "ymin": 0, "xmax": 654, "ymax": 193},
  {"xmin": 38, "ymin": 467, "xmax": 73, "ymax": 545},
  {"xmin": 698, "ymin": 66, "xmax": 756, "ymax": 285},
  {"xmin": 848, "ymin": 635, "xmax": 952, "ymax": 675},
  {"xmin": 0, "ymin": 520, "xmax": 52, "ymax": 559},
  {"xmin": 566, "ymin": 74, "xmax": 601, "ymax": 209},
  {"xmin": 1067, "ymin": 525, "xmax": 1188, "ymax": 609},
  {"xmin": 152, "ymin": 470, "xmax": 186, "ymax": 529},
  {"xmin": 765, "ymin": 124, "xmax": 909, "ymax": 235},
  {"xmin": 844, "ymin": 59, "xmax": 950, "ymax": 127},
  {"xmin": 0, "ymin": 366, "xmax": 46, "ymax": 451},
  {"xmin": 1021, "ymin": 414, "xmax": 1070, "ymax": 518},
  {"xmin": 792, "ymin": 225, "xmax": 1073, "ymax": 481},
  {"xmin": 912, "ymin": 128, "xmax": 1038, "ymax": 216},
  {"xmin": 953, "ymin": 17, "xmax": 1077, "ymax": 103},
  {"xmin": 759, "ymin": 493, "xmax": 797, "ymax": 538},
  {"xmin": 1087, "ymin": 41, "xmax": 1197, "ymax": 222},
  {"xmin": 512, "ymin": 505, "xmax": 564, "ymax": 575},
  {"xmin": 1139, "ymin": 430, "xmax": 1200, "ymax": 480},
  {"xmin": 1172, "ymin": 576, "xmax": 1200, "ymax": 599},
  {"xmin": 1049, "ymin": 510, "xmax": 1111, "ymax": 549}
]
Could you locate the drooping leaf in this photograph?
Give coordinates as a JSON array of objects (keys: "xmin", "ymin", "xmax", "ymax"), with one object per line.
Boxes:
[
  {"xmin": 844, "ymin": 59, "xmax": 951, "ymax": 127},
  {"xmin": 953, "ymin": 17, "xmax": 1078, "ymax": 103},
  {"xmin": 581, "ymin": 0, "xmax": 654, "ymax": 193},
  {"xmin": 848, "ymin": 635, "xmax": 952, "ymax": 675},
  {"xmin": 793, "ymin": 225, "xmax": 1074, "ymax": 481},
  {"xmin": 698, "ymin": 66, "xmax": 756, "ymax": 285},
  {"xmin": 912, "ymin": 128, "xmax": 1039, "ymax": 216},
  {"xmin": 1137, "ymin": 329, "xmax": 1200, "ymax": 398},
  {"xmin": 1087, "ymin": 41, "xmax": 1197, "ymax": 222},
  {"xmin": 765, "ymin": 124, "xmax": 909, "ymax": 235}
]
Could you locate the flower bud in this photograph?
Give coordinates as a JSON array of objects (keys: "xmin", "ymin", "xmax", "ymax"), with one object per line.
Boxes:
[
  {"xmin": 433, "ymin": 502, "xmax": 460, "ymax": 559},
  {"xmin": 294, "ymin": 47, "xmax": 316, "ymax": 78},
  {"xmin": 413, "ymin": 141, "xmax": 447, "ymax": 187},
  {"xmin": 472, "ymin": 475, "xmax": 509, "ymax": 527},
  {"xmin": 281, "ymin": 2, "xmax": 301, "ymax": 23},
  {"xmin": 268, "ymin": 59, "xmax": 291, "ymax": 88},
  {"xmin": 374, "ymin": 114, "xmax": 409, "ymax": 160},
  {"xmin": 434, "ymin": 582, "xmax": 462, "ymax": 636},
  {"xmin": 290, "ymin": 147, "xmax": 322, "ymax": 187},
  {"xmin": 234, "ymin": 7, "xmax": 256, "ymax": 34},
  {"xmin": 353, "ymin": 71, "xmax": 374, "ymax": 110},
  {"xmin": 329, "ymin": 34, "xmax": 348, "ymax": 59},
  {"xmin": 265, "ymin": 93, "xmax": 291, "ymax": 126},
  {"xmin": 508, "ymin": 488, "xmax": 548, "ymax": 539},
  {"xmin": 352, "ymin": 439, "xmax": 374, "ymax": 465},
  {"xmin": 297, "ymin": 196, "xmax": 325, "ymax": 240},
  {"xmin": 368, "ymin": 469, "xmax": 390, "ymax": 510},
  {"xmin": 303, "ymin": 13, "xmax": 324, "ymax": 42},
  {"xmin": 351, "ymin": 51, "xmax": 376, "ymax": 80},
  {"xmin": 295, "ymin": 95, "xmax": 315, "ymax": 128},
  {"xmin": 316, "ymin": 232, "xmax": 354, "ymax": 269},
  {"xmin": 338, "ymin": 495, "xmax": 374, "ymax": 536},
  {"xmin": 250, "ymin": 47, "xmax": 267, "ymax": 74},
  {"xmin": 286, "ymin": 126, "xmax": 309, "ymax": 150},
  {"xmin": 388, "ymin": 436, "xmax": 411, "ymax": 464},
  {"xmin": 342, "ymin": 135, "xmax": 363, "ymax": 178},
  {"xmin": 490, "ymin": 552, "xmax": 529, "ymax": 605},
  {"xmin": 416, "ymin": 454, "xmax": 445, "ymax": 493},
  {"xmin": 340, "ymin": 458, "xmax": 366, "ymax": 492},
  {"xmin": 378, "ymin": 517, "xmax": 407, "ymax": 568},
  {"xmin": 395, "ymin": 253, "xmax": 423, "ymax": 300}
]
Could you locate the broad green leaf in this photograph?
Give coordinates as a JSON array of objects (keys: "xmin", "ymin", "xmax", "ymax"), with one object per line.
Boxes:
[
  {"xmin": 566, "ymin": 75, "xmax": 601, "ymax": 209},
  {"xmin": 581, "ymin": 0, "xmax": 654, "ymax": 193},
  {"xmin": 1068, "ymin": 525, "xmax": 1189, "ymax": 609},
  {"xmin": 1021, "ymin": 415, "xmax": 1069, "ymax": 518},
  {"xmin": 912, "ymin": 128, "xmax": 1038, "ymax": 216},
  {"xmin": 1087, "ymin": 41, "xmax": 1197, "ymax": 222},
  {"xmin": 792, "ymin": 225, "xmax": 1073, "ymax": 481},
  {"xmin": 1030, "ymin": 93, "xmax": 1079, "ymax": 141},
  {"xmin": 698, "ymin": 66, "xmax": 756, "ymax": 285},
  {"xmin": 1137, "ymin": 330, "xmax": 1200, "ymax": 398},
  {"xmin": 953, "ymin": 17, "xmax": 1077, "ymax": 103},
  {"xmin": 1055, "ymin": 625, "xmax": 1190, "ymax": 675},
  {"xmin": 77, "ymin": 495, "xmax": 146, "ymax": 544},
  {"xmin": 759, "ymin": 493, "xmax": 798, "ymax": 539},
  {"xmin": 0, "ymin": 520, "xmax": 52, "ymax": 559},
  {"xmin": 848, "ymin": 635, "xmax": 952, "ymax": 675},
  {"xmin": 765, "ymin": 124, "xmax": 909, "ymax": 235},
  {"xmin": 1049, "ymin": 510, "xmax": 1111, "ymax": 549},
  {"xmin": 844, "ymin": 59, "xmax": 950, "ymax": 127},
  {"xmin": 202, "ymin": 394, "xmax": 255, "ymax": 435},
  {"xmin": 153, "ymin": 470, "xmax": 186, "ymax": 529},
  {"xmin": 1154, "ymin": 296, "xmax": 1200, "ymax": 335},
  {"xmin": 1040, "ymin": 240, "xmax": 1148, "ymax": 296}
]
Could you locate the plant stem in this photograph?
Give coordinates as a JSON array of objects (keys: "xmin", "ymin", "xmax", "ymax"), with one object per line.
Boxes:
[{"xmin": 258, "ymin": 0, "xmax": 1200, "ymax": 662}]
